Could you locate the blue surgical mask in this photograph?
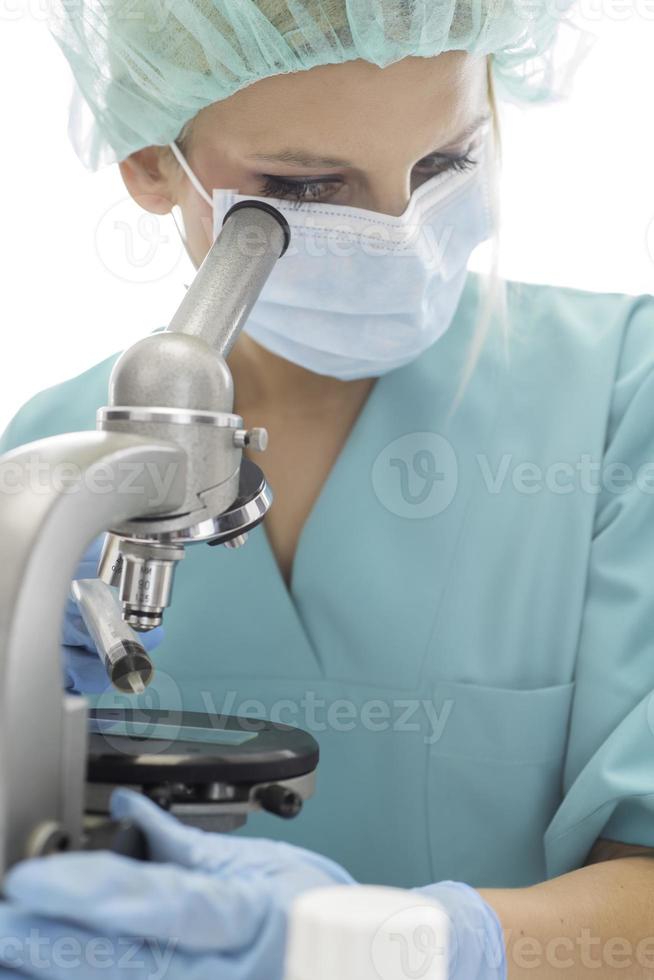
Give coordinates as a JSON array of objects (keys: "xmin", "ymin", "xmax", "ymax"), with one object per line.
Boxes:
[{"xmin": 169, "ymin": 137, "xmax": 494, "ymax": 380}]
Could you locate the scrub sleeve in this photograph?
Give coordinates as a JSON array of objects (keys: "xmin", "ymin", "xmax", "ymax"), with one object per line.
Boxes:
[{"xmin": 544, "ymin": 295, "xmax": 654, "ymax": 875}]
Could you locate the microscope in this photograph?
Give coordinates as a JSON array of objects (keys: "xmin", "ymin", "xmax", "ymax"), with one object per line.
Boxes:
[{"xmin": 0, "ymin": 201, "xmax": 318, "ymax": 873}]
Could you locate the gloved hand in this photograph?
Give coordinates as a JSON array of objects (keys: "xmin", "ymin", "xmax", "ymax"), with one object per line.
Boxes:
[
  {"xmin": 0, "ymin": 787, "xmax": 504, "ymax": 980},
  {"xmin": 62, "ymin": 534, "xmax": 164, "ymax": 694},
  {"xmin": 414, "ymin": 881, "xmax": 506, "ymax": 979},
  {"xmin": 0, "ymin": 789, "xmax": 355, "ymax": 980}
]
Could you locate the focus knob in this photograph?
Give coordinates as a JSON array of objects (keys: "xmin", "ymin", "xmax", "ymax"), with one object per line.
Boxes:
[{"xmin": 234, "ymin": 427, "xmax": 268, "ymax": 451}]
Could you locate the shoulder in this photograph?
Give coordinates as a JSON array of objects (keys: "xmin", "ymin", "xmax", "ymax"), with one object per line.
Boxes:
[
  {"xmin": 507, "ymin": 278, "xmax": 654, "ymax": 444},
  {"xmin": 462, "ymin": 272, "xmax": 654, "ymax": 355},
  {"xmin": 417, "ymin": 274, "xmax": 654, "ymax": 468},
  {"xmin": 505, "ymin": 277, "xmax": 654, "ymax": 365},
  {"xmin": 0, "ymin": 350, "xmax": 121, "ymax": 456},
  {"xmin": 461, "ymin": 273, "xmax": 654, "ymax": 412}
]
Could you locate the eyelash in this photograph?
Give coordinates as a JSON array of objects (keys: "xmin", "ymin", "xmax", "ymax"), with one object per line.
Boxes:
[
  {"xmin": 259, "ymin": 174, "xmax": 341, "ymax": 205},
  {"xmin": 259, "ymin": 152, "xmax": 478, "ymax": 204},
  {"xmin": 415, "ymin": 152, "xmax": 478, "ymax": 177}
]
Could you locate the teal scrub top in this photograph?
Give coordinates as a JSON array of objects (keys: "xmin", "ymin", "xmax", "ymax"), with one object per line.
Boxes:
[{"xmin": 3, "ymin": 271, "xmax": 654, "ymax": 891}]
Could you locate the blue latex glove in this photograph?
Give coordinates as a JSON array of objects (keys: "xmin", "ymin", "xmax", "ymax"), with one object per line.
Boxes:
[
  {"xmin": 415, "ymin": 882, "xmax": 506, "ymax": 979},
  {"xmin": 62, "ymin": 534, "xmax": 164, "ymax": 694},
  {"xmin": 0, "ymin": 789, "xmax": 355, "ymax": 980},
  {"xmin": 0, "ymin": 788, "xmax": 504, "ymax": 980}
]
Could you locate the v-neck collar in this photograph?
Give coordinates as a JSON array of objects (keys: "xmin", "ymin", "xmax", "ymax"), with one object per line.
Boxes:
[
  {"xmin": 236, "ymin": 275, "xmax": 504, "ymax": 686},
  {"xmin": 295, "ymin": 375, "xmax": 386, "ymax": 599},
  {"xmin": 251, "ymin": 368, "xmax": 389, "ymax": 656}
]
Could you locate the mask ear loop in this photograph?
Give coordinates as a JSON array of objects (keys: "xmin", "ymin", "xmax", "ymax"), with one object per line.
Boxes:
[
  {"xmin": 170, "ymin": 204, "xmax": 193, "ymax": 288},
  {"xmin": 168, "ymin": 140, "xmax": 213, "ymax": 206},
  {"xmin": 167, "ymin": 140, "xmax": 213, "ymax": 284},
  {"xmin": 167, "ymin": 141, "xmax": 241, "ymax": 281}
]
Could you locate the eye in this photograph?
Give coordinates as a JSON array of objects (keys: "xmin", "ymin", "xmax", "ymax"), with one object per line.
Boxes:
[
  {"xmin": 258, "ymin": 175, "xmax": 343, "ymax": 205},
  {"xmin": 413, "ymin": 152, "xmax": 479, "ymax": 178}
]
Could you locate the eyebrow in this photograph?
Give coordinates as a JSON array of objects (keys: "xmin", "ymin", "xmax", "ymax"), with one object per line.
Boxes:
[
  {"xmin": 248, "ymin": 112, "xmax": 492, "ymax": 169},
  {"xmin": 438, "ymin": 111, "xmax": 492, "ymax": 153},
  {"xmin": 248, "ymin": 148, "xmax": 353, "ymax": 168}
]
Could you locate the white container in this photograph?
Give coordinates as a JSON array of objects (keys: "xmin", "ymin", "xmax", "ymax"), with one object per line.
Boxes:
[{"xmin": 283, "ymin": 884, "xmax": 450, "ymax": 980}]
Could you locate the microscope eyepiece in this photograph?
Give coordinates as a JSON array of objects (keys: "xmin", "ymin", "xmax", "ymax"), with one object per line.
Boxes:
[{"xmin": 222, "ymin": 200, "xmax": 291, "ymax": 257}]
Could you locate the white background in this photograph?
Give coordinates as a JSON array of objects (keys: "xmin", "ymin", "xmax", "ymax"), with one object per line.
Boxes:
[{"xmin": 0, "ymin": 8, "xmax": 653, "ymax": 433}]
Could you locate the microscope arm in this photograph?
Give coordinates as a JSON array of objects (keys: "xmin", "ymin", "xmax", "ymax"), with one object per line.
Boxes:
[
  {"xmin": 0, "ymin": 203, "xmax": 318, "ymax": 873},
  {"xmin": 0, "ymin": 430, "xmax": 186, "ymax": 873}
]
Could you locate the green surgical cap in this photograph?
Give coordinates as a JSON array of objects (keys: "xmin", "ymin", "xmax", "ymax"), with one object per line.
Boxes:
[{"xmin": 47, "ymin": 0, "xmax": 590, "ymax": 171}]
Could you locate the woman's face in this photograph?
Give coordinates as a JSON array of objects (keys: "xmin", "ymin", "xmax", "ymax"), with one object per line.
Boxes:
[{"xmin": 120, "ymin": 51, "xmax": 490, "ymax": 269}]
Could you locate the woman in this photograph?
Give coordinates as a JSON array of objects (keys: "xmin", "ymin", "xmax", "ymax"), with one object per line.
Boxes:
[{"xmin": 1, "ymin": 3, "xmax": 654, "ymax": 978}]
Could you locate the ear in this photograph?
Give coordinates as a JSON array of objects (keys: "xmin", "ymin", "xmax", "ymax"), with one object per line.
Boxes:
[{"xmin": 118, "ymin": 145, "xmax": 178, "ymax": 215}]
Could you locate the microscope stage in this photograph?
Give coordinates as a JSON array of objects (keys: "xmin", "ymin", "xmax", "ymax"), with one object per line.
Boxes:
[{"xmin": 87, "ymin": 708, "xmax": 318, "ymax": 785}]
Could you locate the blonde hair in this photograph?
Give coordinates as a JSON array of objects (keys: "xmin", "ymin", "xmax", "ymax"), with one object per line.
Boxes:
[{"xmin": 451, "ymin": 56, "xmax": 507, "ymax": 412}]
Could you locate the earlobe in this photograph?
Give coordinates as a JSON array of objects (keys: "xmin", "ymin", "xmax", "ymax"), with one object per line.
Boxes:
[{"xmin": 118, "ymin": 146, "xmax": 177, "ymax": 216}]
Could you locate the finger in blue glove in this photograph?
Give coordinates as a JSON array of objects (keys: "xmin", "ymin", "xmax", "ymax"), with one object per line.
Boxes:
[
  {"xmin": 3, "ymin": 788, "xmax": 354, "ymax": 980},
  {"xmin": 4, "ymin": 852, "xmax": 272, "ymax": 955}
]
